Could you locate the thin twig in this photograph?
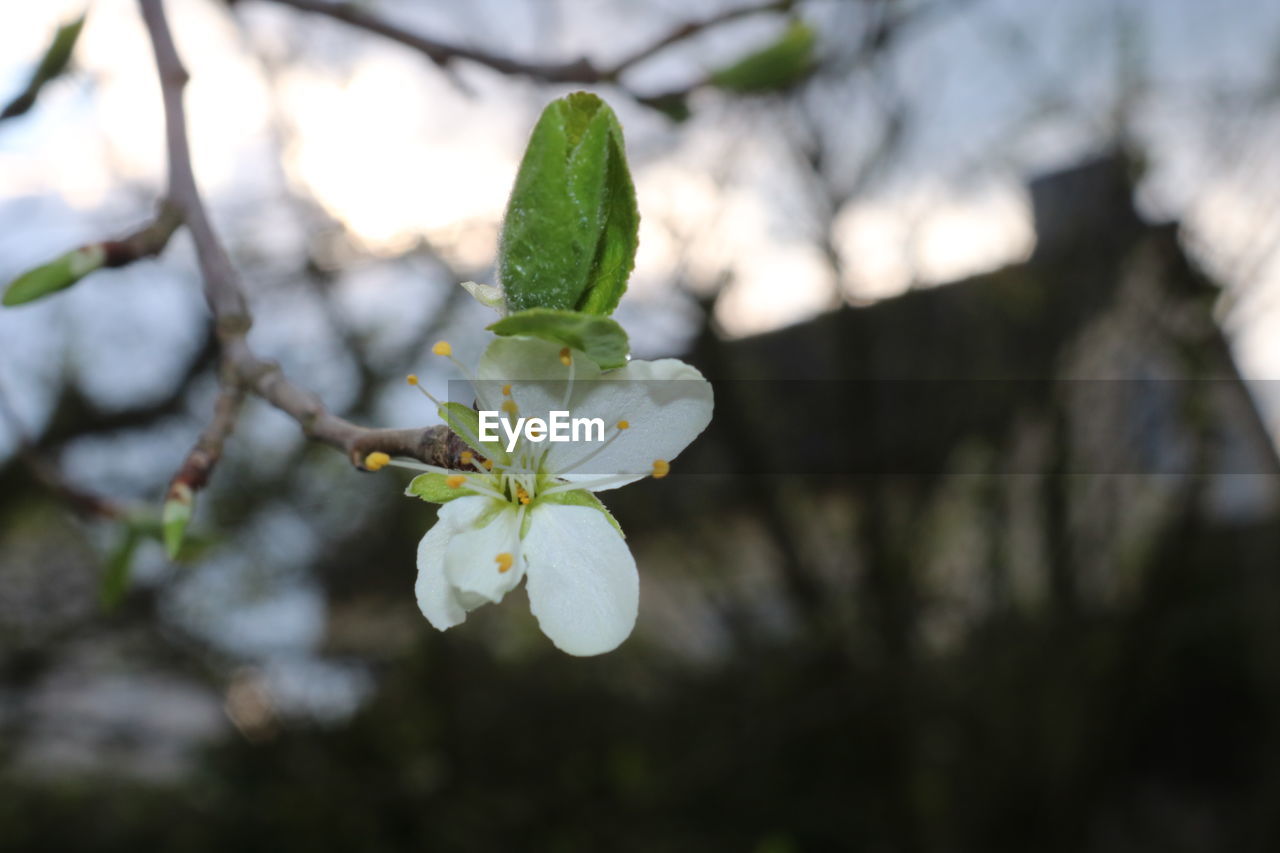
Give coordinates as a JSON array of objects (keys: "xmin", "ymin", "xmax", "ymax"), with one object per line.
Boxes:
[
  {"xmin": 249, "ymin": 0, "xmax": 791, "ymax": 94},
  {"xmin": 100, "ymin": 201, "xmax": 184, "ymax": 267},
  {"xmin": 164, "ymin": 379, "xmax": 244, "ymax": 507},
  {"xmin": 138, "ymin": 0, "xmax": 463, "ymax": 470},
  {"xmin": 605, "ymin": 0, "xmax": 794, "ymax": 77},
  {"xmin": 254, "ymin": 0, "xmax": 599, "ymax": 82}
]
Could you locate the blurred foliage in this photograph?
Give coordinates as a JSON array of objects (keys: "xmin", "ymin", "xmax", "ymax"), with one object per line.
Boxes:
[
  {"xmin": 710, "ymin": 20, "xmax": 817, "ymax": 93},
  {"xmin": 4, "ymin": 522, "xmax": 1280, "ymax": 852},
  {"xmin": 4, "ymin": 0, "xmax": 1280, "ymax": 851},
  {"xmin": 0, "ymin": 11, "xmax": 85, "ymax": 121}
]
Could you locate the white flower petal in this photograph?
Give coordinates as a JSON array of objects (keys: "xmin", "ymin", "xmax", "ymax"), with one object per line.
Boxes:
[
  {"xmin": 479, "ymin": 335, "xmax": 601, "ymax": 383},
  {"xmin": 444, "ymin": 503, "xmax": 524, "ymax": 604},
  {"xmin": 545, "ymin": 357, "xmax": 714, "ymax": 489},
  {"xmin": 415, "ymin": 496, "xmax": 491, "ymax": 630},
  {"xmin": 523, "ymin": 504, "xmax": 638, "ymax": 656},
  {"xmin": 416, "ymin": 521, "xmax": 464, "ymax": 631},
  {"xmin": 477, "ymin": 337, "xmax": 713, "ymax": 489},
  {"xmin": 476, "ymin": 336, "xmax": 603, "ymax": 418}
]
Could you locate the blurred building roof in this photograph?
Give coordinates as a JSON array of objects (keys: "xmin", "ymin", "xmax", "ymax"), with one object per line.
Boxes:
[{"xmin": 663, "ymin": 155, "xmax": 1280, "ymax": 520}]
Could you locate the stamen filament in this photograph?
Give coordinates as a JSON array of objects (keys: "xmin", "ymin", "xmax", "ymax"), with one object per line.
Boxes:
[
  {"xmin": 385, "ymin": 459, "xmax": 456, "ymax": 475},
  {"xmin": 453, "ymin": 476, "xmax": 508, "ymax": 502},
  {"xmin": 554, "ymin": 423, "xmax": 629, "ymax": 475},
  {"xmin": 514, "ymin": 503, "xmax": 528, "ymax": 563},
  {"xmin": 431, "ymin": 339, "xmax": 481, "ymax": 386},
  {"xmin": 409, "ymin": 379, "xmax": 444, "ymax": 407},
  {"xmin": 560, "ymin": 350, "xmax": 576, "ymax": 409},
  {"xmin": 383, "ymin": 459, "xmax": 509, "ymax": 502},
  {"xmin": 541, "ymin": 471, "xmax": 647, "ymax": 495}
]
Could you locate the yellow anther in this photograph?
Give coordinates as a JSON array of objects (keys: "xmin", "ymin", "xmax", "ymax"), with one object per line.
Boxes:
[
  {"xmin": 501, "ymin": 384, "xmax": 512, "ymax": 396},
  {"xmin": 406, "ymin": 374, "xmax": 419, "ymax": 386},
  {"xmin": 482, "ymin": 459, "xmax": 494, "ymax": 470},
  {"xmin": 559, "ymin": 347, "xmax": 572, "ymax": 366},
  {"xmin": 364, "ymin": 452, "xmax": 391, "ymax": 471},
  {"xmin": 501, "ymin": 399, "xmax": 518, "ymax": 416},
  {"xmin": 617, "ymin": 420, "xmax": 630, "ymax": 430},
  {"xmin": 431, "ymin": 340, "xmax": 453, "ymax": 357},
  {"xmin": 516, "ymin": 485, "xmax": 530, "ymax": 505},
  {"xmin": 652, "ymin": 459, "xmax": 670, "ymax": 479},
  {"xmin": 496, "ymin": 552, "xmax": 514, "ymax": 573},
  {"xmin": 446, "ymin": 474, "xmax": 466, "ymax": 488},
  {"xmin": 460, "ymin": 451, "xmax": 474, "ymax": 465}
]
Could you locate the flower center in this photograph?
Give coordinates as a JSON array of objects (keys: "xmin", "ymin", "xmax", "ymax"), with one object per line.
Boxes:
[{"xmin": 369, "ymin": 341, "xmax": 674, "ymax": 510}]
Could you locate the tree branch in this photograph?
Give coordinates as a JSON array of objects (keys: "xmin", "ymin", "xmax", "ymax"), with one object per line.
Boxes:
[
  {"xmin": 100, "ymin": 201, "xmax": 184, "ymax": 268},
  {"xmin": 252, "ymin": 0, "xmax": 600, "ymax": 82},
  {"xmin": 247, "ymin": 0, "xmax": 792, "ymax": 93},
  {"xmin": 138, "ymin": 0, "xmax": 462, "ymax": 471},
  {"xmin": 164, "ymin": 380, "xmax": 244, "ymax": 507},
  {"xmin": 605, "ymin": 0, "xmax": 794, "ymax": 77}
]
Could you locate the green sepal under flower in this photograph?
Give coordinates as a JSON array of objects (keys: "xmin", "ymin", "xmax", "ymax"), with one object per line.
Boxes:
[
  {"xmin": 540, "ymin": 489, "xmax": 624, "ymax": 538},
  {"xmin": 487, "ymin": 308, "xmax": 629, "ymax": 370},
  {"xmin": 438, "ymin": 401, "xmax": 506, "ymax": 462},
  {"xmin": 406, "ymin": 473, "xmax": 477, "ymax": 503}
]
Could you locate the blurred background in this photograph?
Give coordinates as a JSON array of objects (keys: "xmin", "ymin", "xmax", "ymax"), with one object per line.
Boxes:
[{"xmin": 3, "ymin": 0, "xmax": 1280, "ymax": 850}]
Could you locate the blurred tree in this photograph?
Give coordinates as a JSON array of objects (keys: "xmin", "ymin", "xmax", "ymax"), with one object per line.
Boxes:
[{"xmin": 3, "ymin": 1, "xmax": 1280, "ymax": 850}]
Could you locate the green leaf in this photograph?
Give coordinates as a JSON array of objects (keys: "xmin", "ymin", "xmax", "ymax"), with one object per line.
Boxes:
[
  {"xmin": 488, "ymin": 308, "xmax": 629, "ymax": 370},
  {"xmin": 101, "ymin": 526, "xmax": 139, "ymax": 610},
  {"xmin": 162, "ymin": 495, "xmax": 192, "ymax": 560},
  {"xmin": 1, "ymin": 12, "xmax": 87, "ymax": 120},
  {"xmin": 439, "ymin": 401, "xmax": 506, "ymax": 460},
  {"xmin": 498, "ymin": 92, "xmax": 638, "ymax": 317},
  {"xmin": 406, "ymin": 472, "xmax": 476, "ymax": 503},
  {"xmin": 3, "ymin": 244, "xmax": 105, "ymax": 306},
  {"xmin": 710, "ymin": 20, "xmax": 817, "ymax": 93},
  {"xmin": 541, "ymin": 489, "xmax": 624, "ymax": 537},
  {"xmin": 640, "ymin": 92, "xmax": 692, "ymax": 123},
  {"xmin": 439, "ymin": 401, "xmax": 480, "ymax": 444},
  {"xmin": 134, "ymin": 511, "xmax": 213, "ymax": 560}
]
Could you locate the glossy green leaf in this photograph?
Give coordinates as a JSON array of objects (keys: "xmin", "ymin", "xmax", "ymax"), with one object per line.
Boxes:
[
  {"xmin": 488, "ymin": 308, "xmax": 629, "ymax": 369},
  {"xmin": 498, "ymin": 92, "xmax": 638, "ymax": 317},
  {"xmin": 2, "ymin": 244, "xmax": 105, "ymax": 306},
  {"xmin": 710, "ymin": 20, "xmax": 817, "ymax": 93},
  {"xmin": 406, "ymin": 472, "xmax": 477, "ymax": 503}
]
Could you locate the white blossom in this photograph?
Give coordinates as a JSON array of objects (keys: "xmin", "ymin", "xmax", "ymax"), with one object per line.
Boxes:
[{"xmin": 380, "ymin": 336, "xmax": 713, "ymax": 656}]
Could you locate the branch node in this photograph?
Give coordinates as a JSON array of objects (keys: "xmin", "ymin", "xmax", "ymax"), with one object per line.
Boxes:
[{"xmin": 216, "ymin": 313, "xmax": 253, "ymax": 337}]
